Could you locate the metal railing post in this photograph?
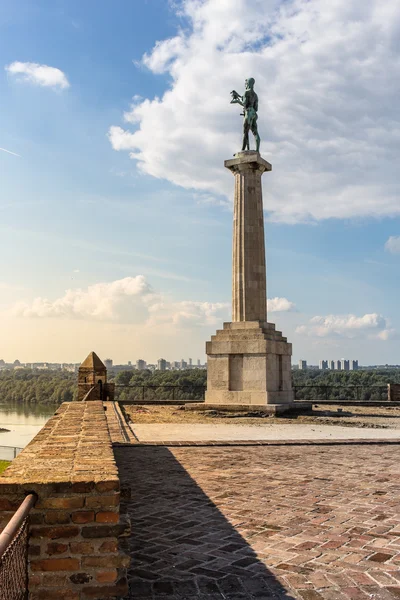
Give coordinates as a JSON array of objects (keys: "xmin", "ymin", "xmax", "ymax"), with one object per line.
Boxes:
[
  {"xmin": 0, "ymin": 493, "xmax": 37, "ymax": 600},
  {"xmin": 0, "ymin": 493, "xmax": 37, "ymax": 557}
]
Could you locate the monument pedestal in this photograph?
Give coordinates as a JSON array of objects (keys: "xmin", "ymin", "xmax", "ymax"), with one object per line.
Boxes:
[
  {"xmin": 203, "ymin": 151, "xmax": 295, "ymax": 410},
  {"xmin": 205, "ymin": 321, "xmax": 294, "ymax": 406}
]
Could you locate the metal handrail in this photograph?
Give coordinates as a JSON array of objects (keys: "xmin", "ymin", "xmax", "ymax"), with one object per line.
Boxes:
[
  {"xmin": 293, "ymin": 384, "xmax": 387, "ymax": 388},
  {"xmin": 114, "ymin": 383, "xmax": 207, "ymax": 402},
  {"xmin": 0, "ymin": 493, "xmax": 37, "ymax": 558},
  {"xmin": 0, "ymin": 446, "xmax": 23, "ymax": 460},
  {"xmin": 113, "ymin": 384, "xmax": 206, "ymax": 388},
  {"xmin": 111, "ymin": 402, "xmax": 131, "ymax": 443},
  {"xmin": 82, "ymin": 385, "xmax": 96, "ymax": 402},
  {"xmin": 293, "ymin": 384, "xmax": 388, "ymax": 401}
]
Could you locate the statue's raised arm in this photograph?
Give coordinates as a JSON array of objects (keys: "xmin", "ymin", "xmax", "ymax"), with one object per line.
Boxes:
[
  {"xmin": 230, "ymin": 90, "xmax": 244, "ymax": 106},
  {"xmin": 230, "ymin": 78, "xmax": 260, "ymax": 153}
]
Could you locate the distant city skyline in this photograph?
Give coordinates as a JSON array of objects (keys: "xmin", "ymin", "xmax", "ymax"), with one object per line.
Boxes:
[
  {"xmin": 299, "ymin": 359, "xmax": 364, "ymax": 371},
  {"xmin": 0, "ymin": 356, "xmax": 207, "ymax": 371},
  {"xmin": 3, "ymin": 356, "xmax": 400, "ymax": 372}
]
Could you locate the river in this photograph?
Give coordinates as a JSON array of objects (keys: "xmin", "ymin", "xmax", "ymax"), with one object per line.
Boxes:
[{"xmin": 0, "ymin": 402, "xmax": 57, "ymax": 459}]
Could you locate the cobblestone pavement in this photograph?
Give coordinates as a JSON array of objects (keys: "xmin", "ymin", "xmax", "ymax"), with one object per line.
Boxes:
[{"xmin": 115, "ymin": 444, "xmax": 400, "ymax": 600}]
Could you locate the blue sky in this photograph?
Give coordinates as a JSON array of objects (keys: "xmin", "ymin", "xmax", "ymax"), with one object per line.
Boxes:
[{"xmin": 1, "ymin": 0, "xmax": 400, "ymax": 364}]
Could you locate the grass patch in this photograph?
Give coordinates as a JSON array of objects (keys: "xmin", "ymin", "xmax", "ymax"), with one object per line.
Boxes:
[{"xmin": 0, "ymin": 460, "xmax": 10, "ymax": 475}]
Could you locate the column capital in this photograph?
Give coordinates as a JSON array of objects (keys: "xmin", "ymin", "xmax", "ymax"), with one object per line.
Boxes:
[{"xmin": 225, "ymin": 151, "xmax": 272, "ymax": 175}]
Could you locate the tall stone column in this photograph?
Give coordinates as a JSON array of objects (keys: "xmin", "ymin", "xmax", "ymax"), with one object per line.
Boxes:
[
  {"xmin": 204, "ymin": 151, "xmax": 294, "ymax": 409},
  {"xmin": 229, "ymin": 152, "xmax": 270, "ymax": 323}
]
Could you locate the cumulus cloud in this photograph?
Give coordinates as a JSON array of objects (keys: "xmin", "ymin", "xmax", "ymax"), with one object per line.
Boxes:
[
  {"xmin": 109, "ymin": 0, "xmax": 400, "ymax": 222},
  {"xmin": 5, "ymin": 62, "xmax": 69, "ymax": 89},
  {"xmin": 267, "ymin": 297, "xmax": 296, "ymax": 312},
  {"xmin": 296, "ymin": 313, "xmax": 394, "ymax": 340},
  {"xmin": 141, "ymin": 36, "xmax": 187, "ymax": 74},
  {"xmin": 108, "ymin": 126, "xmax": 136, "ymax": 151},
  {"xmin": 147, "ymin": 300, "xmax": 229, "ymax": 328},
  {"xmin": 376, "ymin": 328, "xmax": 398, "ymax": 341},
  {"xmin": 9, "ymin": 276, "xmax": 230, "ymax": 329},
  {"xmin": 11, "ymin": 276, "xmax": 153, "ymax": 321},
  {"xmin": 9, "ymin": 276, "xmax": 297, "ymax": 331},
  {"xmin": 385, "ymin": 236, "xmax": 400, "ymax": 254}
]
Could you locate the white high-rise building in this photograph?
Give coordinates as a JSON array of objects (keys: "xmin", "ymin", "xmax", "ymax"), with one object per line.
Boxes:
[
  {"xmin": 298, "ymin": 360, "xmax": 307, "ymax": 370},
  {"xmin": 136, "ymin": 359, "xmax": 146, "ymax": 371},
  {"xmin": 350, "ymin": 359, "xmax": 359, "ymax": 371},
  {"xmin": 319, "ymin": 360, "xmax": 328, "ymax": 370},
  {"xmin": 157, "ymin": 358, "xmax": 167, "ymax": 371},
  {"xmin": 104, "ymin": 358, "xmax": 113, "ymax": 370},
  {"xmin": 329, "ymin": 360, "xmax": 335, "ymax": 370}
]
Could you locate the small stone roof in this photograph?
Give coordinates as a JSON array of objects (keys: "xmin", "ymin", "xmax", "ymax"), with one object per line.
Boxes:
[{"xmin": 80, "ymin": 351, "xmax": 106, "ymax": 371}]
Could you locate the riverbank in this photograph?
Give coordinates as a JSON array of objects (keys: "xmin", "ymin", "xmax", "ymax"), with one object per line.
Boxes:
[{"xmin": 0, "ymin": 461, "xmax": 10, "ymax": 474}]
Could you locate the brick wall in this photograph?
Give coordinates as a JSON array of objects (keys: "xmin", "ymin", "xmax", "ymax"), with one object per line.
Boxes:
[
  {"xmin": 0, "ymin": 401, "xmax": 130, "ymax": 599},
  {"xmin": 77, "ymin": 382, "xmax": 115, "ymax": 402}
]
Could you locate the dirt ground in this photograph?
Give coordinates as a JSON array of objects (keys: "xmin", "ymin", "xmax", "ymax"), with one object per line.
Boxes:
[{"xmin": 122, "ymin": 403, "xmax": 400, "ymax": 429}]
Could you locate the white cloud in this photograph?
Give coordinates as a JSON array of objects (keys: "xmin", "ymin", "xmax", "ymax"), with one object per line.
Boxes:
[
  {"xmin": 385, "ymin": 236, "xmax": 400, "ymax": 254},
  {"xmin": 9, "ymin": 276, "xmax": 297, "ymax": 331},
  {"xmin": 296, "ymin": 312, "xmax": 394, "ymax": 340},
  {"xmin": 376, "ymin": 328, "xmax": 398, "ymax": 341},
  {"xmin": 147, "ymin": 300, "xmax": 229, "ymax": 328},
  {"xmin": 109, "ymin": 0, "xmax": 400, "ymax": 223},
  {"xmin": 141, "ymin": 36, "xmax": 187, "ymax": 74},
  {"xmin": 8, "ymin": 276, "xmax": 229, "ymax": 329},
  {"xmin": 267, "ymin": 297, "xmax": 296, "ymax": 312},
  {"xmin": 5, "ymin": 62, "xmax": 69, "ymax": 89},
  {"xmin": 108, "ymin": 126, "xmax": 136, "ymax": 151},
  {"xmin": 11, "ymin": 276, "xmax": 152, "ymax": 321}
]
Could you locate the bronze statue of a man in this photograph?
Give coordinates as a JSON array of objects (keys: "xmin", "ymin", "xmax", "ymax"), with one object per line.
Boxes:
[{"xmin": 230, "ymin": 78, "xmax": 261, "ymax": 153}]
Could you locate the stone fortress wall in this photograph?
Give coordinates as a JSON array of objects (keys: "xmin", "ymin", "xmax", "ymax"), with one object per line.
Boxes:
[{"xmin": 0, "ymin": 401, "xmax": 130, "ymax": 599}]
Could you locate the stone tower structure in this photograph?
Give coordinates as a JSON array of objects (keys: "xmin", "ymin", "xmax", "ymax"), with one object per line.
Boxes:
[
  {"xmin": 77, "ymin": 351, "xmax": 115, "ymax": 401},
  {"xmin": 205, "ymin": 151, "xmax": 294, "ymax": 407}
]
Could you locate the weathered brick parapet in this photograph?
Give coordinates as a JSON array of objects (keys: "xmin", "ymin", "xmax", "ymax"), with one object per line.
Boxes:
[{"xmin": 0, "ymin": 401, "xmax": 130, "ymax": 599}]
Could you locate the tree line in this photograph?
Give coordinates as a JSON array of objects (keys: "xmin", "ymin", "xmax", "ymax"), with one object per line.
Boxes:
[
  {"xmin": 0, "ymin": 367, "xmax": 399, "ymax": 404},
  {"xmin": 293, "ymin": 368, "xmax": 400, "ymax": 401},
  {"xmin": 112, "ymin": 369, "xmax": 207, "ymax": 401},
  {"xmin": 0, "ymin": 369, "xmax": 76, "ymax": 404}
]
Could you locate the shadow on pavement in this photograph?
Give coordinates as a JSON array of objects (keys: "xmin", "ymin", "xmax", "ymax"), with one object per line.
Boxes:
[{"xmin": 114, "ymin": 446, "xmax": 295, "ymax": 600}]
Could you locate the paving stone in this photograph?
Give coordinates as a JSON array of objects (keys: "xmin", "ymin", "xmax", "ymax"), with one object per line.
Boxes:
[
  {"xmin": 115, "ymin": 445, "xmax": 400, "ymax": 600},
  {"xmin": 153, "ymin": 581, "xmax": 175, "ymax": 595},
  {"xmin": 128, "ymin": 578, "xmax": 153, "ymax": 597},
  {"xmin": 369, "ymin": 552, "xmax": 395, "ymax": 563},
  {"xmin": 197, "ymin": 578, "xmax": 224, "ymax": 596}
]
